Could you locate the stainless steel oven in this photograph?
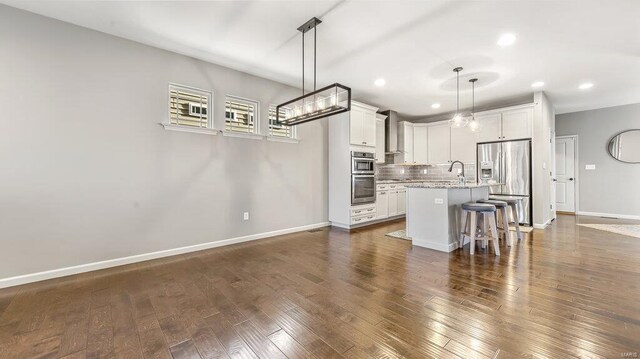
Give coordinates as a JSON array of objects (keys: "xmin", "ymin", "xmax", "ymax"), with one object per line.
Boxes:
[
  {"xmin": 351, "ymin": 151, "xmax": 375, "ymax": 174},
  {"xmin": 351, "ymin": 175, "xmax": 376, "ymax": 204}
]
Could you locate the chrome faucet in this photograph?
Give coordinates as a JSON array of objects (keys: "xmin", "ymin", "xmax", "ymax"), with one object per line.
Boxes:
[{"xmin": 448, "ymin": 160, "xmax": 466, "ymax": 185}]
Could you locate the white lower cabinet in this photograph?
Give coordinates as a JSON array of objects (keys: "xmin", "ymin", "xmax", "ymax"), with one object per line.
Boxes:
[
  {"xmin": 398, "ymin": 189, "xmax": 406, "ymax": 214},
  {"xmin": 388, "ymin": 190, "xmax": 399, "ymax": 217},
  {"xmin": 376, "ymin": 190, "xmax": 389, "ymax": 219},
  {"xmin": 350, "ymin": 203, "xmax": 376, "ymax": 225}
]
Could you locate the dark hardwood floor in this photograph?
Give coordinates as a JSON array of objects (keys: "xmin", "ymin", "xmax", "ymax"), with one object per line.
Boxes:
[{"xmin": 1, "ymin": 214, "xmax": 639, "ymax": 358}]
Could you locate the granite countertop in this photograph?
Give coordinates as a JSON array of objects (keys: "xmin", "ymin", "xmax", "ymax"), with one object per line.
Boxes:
[
  {"xmin": 404, "ymin": 182, "xmax": 500, "ymax": 189},
  {"xmin": 377, "ymin": 179, "xmax": 430, "ymax": 184}
]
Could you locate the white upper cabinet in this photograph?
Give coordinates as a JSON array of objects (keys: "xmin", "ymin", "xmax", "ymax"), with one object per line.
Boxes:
[
  {"xmin": 450, "ymin": 125, "xmax": 477, "ymax": 164},
  {"xmin": 475, "ymin": 113, "xmax": 501, "ymax": 143},
  {"xmin": 413, "ymin": 125, "xmax": 428, "ymax": 164},
  {"xmin": 375, "ymin": 115, "xmax": 386, "ymax": 163},
  {"xmin": 501, "ymin": 107, "xmax": 532, "ymax": 140},
  {"xmin": 475, "ymin": 106, "xmax": 533, "ymax": 142},
  {"xmin": 398, "ymin": 121, "xmax": 414, "ymax": 164},
  {"xmin": 428, "ymin": 122, "xmax": 451, "ymax": 165},
  {"xmin": 349, "ymin": 103, "xmax": 377, "ymax": 147}
]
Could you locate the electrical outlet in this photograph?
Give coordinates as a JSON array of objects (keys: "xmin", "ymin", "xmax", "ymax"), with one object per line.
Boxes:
[
  {"xmin": 243, "ymin": 212, "xmax": 249, "ymax": 221},
  {"xmin": 400, "ymin": 168, "xmax": 405, "ymax": 174},
  {"xmin": 422, "ymin": 169, "xmax": 427, "ymax": 174},
  {"xmin": 434, "ymin": 198, "xmax": 444, "ymax": 205},
  {"xmin": 585, "ymin": 164, "xmax": 596, "ymax": 170}
]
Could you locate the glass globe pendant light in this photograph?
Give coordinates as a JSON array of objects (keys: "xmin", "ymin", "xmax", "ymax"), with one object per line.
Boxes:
[
  {"xmin": 468, "ymin": 78, "xmax": 480, "ymax": 132},
  {"xmin": 449, "ymin": 67, "xmax": 468, "ymax": 128}
]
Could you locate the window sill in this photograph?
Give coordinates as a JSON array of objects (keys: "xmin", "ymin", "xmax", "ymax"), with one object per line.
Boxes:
[
  {"xmin": 222, "ymin": 131, "xmax": 265, "ymax": 140},
  {"xmin": 267, "ymin": 136, "xmax": 300, "ymax": 144},
  {"xmin": 161, "ymin": 123, "xmax": 218, "ymax": 135}
]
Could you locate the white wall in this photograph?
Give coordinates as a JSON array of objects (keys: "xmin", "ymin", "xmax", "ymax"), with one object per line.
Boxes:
[
  {"xmin": 532, "ymin": 91, "xmax": 555, "ymax": 227},
  {"xmin": 556, "ymin": 103, "xmax": 640, "ymax": 219},
  {"xmin": 0, "ymin": 5, "xmax": 328, "ymax": 281}
]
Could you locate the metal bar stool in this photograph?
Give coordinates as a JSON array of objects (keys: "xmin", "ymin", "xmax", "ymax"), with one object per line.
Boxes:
[
  {"xmin": 459, "ymin": 202, "xmax": 500, "ymax": 255},
  {"xmin": 477, "ymin": 199, "xmax": 511, "ymax": 246},
  {"xmin": 489, "ymin": 195, "xmax": 522, "ymax": 241}
]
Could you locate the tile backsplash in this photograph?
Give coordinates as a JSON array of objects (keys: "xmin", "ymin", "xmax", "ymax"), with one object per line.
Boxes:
[{"xmin": 376, "ymin": 164, "xmax": 476, "ymax": 182}]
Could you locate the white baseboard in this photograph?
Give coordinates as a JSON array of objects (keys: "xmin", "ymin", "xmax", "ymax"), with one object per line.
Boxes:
[
  {"xmin": 533, "ymin": 219, "xmax": 552, "ymax": 229},
  {"xmin": 576, "ymin": 211, "xmax": 640, "ymax": 220},
  {"xmin": 0, "ymin": 222, "xmax": 330, "ymax": 289},
  {"xmin": 412, "ymin": 239, "xmax": 457, "ymax": 253}
]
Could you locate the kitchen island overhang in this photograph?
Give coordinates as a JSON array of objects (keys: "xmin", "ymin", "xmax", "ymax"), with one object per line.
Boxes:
[{"xmin": 405, "ymin": 183, "xmax": 499, "ymax": 252}]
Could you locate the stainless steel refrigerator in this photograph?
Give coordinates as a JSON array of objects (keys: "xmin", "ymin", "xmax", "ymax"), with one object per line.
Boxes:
[{"xmin": 477, "ymin": 139, "xmax": 532, "ymax": 225}]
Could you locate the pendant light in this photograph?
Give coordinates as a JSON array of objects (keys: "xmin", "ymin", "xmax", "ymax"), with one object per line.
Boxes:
[
  {"xmin": 448, "ymin": 67, "xmax": 468, "ymax": 128},
  {"xmin": 468, "ymin": 78, "xmax": 480, "ymax": 132},
  {"xmin": 276, "ymin": 17, "xmax": 351, "ymax": 126}
]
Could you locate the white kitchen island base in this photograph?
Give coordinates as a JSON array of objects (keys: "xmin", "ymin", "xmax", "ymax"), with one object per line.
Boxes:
[{"xmin": 406, "ymin": 184, "xmax": 492, "ymax": 252}]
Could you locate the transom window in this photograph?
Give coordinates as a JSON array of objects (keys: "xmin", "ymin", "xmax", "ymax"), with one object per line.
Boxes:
[
  {"xmin": 225, "ymin": 96, "xmax": 259, "ymax": 134},
  {"xmin": 168, "ymin": 84, "xmax": 212, "ymax": 129},
  {"xmin": 268, "ymin": 106, "xmax": 295, "ymax": 139}
]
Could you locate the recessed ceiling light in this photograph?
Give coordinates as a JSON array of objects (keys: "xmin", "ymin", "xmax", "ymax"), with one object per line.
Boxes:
[
  {"xmin": 579, "ymin": 82, "xmax": 594, "ymax": 90},
  {"xmin": 531, "ymin": 81, "xmax": 545, "ymax": 88},
  {"xmin": 431, "ymin": 103, "xmax": 441, "ymax": 109},
  {"xmin": 374, "ymin": 78, "xmax": 386, "ymax": 87},
  {"xmin": 497, "ymin": 33, "xmax": 516, "ymax": 47}
]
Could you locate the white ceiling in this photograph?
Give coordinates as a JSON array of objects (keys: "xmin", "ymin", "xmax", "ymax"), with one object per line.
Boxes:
[{"xmin": 4, "ymin": 0, "xmax": 640, "ymax": 117}]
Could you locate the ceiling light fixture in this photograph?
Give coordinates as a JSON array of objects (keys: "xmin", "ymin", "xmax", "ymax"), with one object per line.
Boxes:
[
  {"xmin": 276, "ymin": 17, "xmax": 351, "ymax": 126},
  {"xmin": 374, "ymin": 78, "xmax": 386, "ymax": 87},
  {"xmin": 579, "ymin": 82, "xmax": 594, "ymax": 90},
  {"xmin": 497, "ymin": 33, "xmax": 517, "ymax": 47},
  {"xmin": 468, "ymin": 78, "xmax": 480, "ymax": 132},
  {"xmin": 531, "ymin": 81, "xmax": 545, "ymax": 88},
  {"xmin": 431, "ymin": 103, "xmax": 441, "ymax": 109},
  {"xmin": 449, "ymin": 67, "xmax": 468, "ymax": 128}
]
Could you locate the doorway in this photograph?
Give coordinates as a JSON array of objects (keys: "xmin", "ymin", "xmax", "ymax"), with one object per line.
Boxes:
[{"xmin": 555, "ymin": 136, "xmax": 578, "ymax": 213}]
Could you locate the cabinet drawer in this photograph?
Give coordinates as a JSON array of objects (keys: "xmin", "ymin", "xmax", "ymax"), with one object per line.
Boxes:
[
  {"xmin": 376, "ymin": 184, "xmax": 389, "ymax": 191},
  {"xmin": 388, "ymin": 184, "xmax": 398, "ymax": 189},
  {"xmin": 351, "ymin": 213, "xmax": 376, "ymax": 225},
  {"xmin": 398, "ymin": 184, "xmax": 406, "ymax": 190},
  {"xmin": 351, "ymin": 205, "xmax": 376, "ymax": 217}
]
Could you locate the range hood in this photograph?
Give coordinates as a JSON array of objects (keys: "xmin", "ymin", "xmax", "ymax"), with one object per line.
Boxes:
[{"xmin": 378, "ymin": 110, "xmax": 402, "ymax": 154}]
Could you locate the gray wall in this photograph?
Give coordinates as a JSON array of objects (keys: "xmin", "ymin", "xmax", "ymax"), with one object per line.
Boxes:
[
  {"xmin": 0, "ymin": 5, "xmax": 328, "ymax": 279},
  {"xmin": 556, "ymin": 103, "xmax": 640, "ymax": 217}
]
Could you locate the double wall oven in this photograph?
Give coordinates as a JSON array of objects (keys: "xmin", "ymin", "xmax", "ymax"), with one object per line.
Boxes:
[{"xmin": 351, "ymin": 152, "xmax": 376, "ymax": 205}]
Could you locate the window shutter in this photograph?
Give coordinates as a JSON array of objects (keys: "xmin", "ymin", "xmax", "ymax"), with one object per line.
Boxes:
[{"xmin": 169, "ymin": 84, "xmax": 211, "ymax": 128}]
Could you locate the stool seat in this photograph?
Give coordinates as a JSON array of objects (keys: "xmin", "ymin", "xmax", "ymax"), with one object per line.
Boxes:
[
  {"xmin": 477, "ymin": 199, "xmax": 508, "ymax": 208},
  {"xmin": 461, "ymin": 202, "xmax": 496, "ymax": 212}
]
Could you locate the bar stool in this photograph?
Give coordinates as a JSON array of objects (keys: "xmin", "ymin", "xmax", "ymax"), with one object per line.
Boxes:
[
  {"xmin": 459, "ymin": 202, "xmax": 500, "ymax": 255},
  {"xmin": 489, "ymin": 195, "xmax": 522, "ymax": 241},
  {"xmin": 477, "ymin": 199, "xmax": 511, "ymax": 246}
]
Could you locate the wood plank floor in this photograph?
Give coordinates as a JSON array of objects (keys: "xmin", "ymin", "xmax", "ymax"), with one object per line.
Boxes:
[{"xmin": 1, "ymin": 214, "xmax": 639, "ymax": 358}]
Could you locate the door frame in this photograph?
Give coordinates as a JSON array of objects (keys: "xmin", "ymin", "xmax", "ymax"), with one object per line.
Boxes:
[{"xmin": 555, "ymin": 135, "xmax": 579, "ymax": 214}]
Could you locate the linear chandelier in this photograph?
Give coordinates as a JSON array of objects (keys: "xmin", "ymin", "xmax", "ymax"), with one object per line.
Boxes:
[{"xmin": 276, "ymin": 17, "xmax": 351, "ymax": 126}]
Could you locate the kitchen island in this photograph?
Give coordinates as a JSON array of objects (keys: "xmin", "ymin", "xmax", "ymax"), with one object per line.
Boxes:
[{"xmin": 405, "ymin": 182, "xmax": 497, "ymax": 252}]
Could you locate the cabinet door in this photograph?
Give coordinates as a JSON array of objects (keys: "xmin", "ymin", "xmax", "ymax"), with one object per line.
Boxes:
[
  {"xmin": 361, "ymin": 110, "xmax": 376, "ymax": 147},
  {"xmin": 398, "ymin": 190, "xmax": 406, "ymax": 215},
  {"xmin": 388, "ymin": 190, "xmax": 398, "ymax": 216},
  {"xmin": 375, "ymin": 119, "xmax": 385, "ymax": 163},
  {"xmin": 475, "ymin": 113, "xmax": 501, "ymax": 143},
  {"xmin": 501, "ymin": 107, "xmax": 532, "ymax": 140},
  {"xmin": 376, "ymin": 191, "xmax": 389, "ymax": 219},
  {"xmin": 427, "ymin": 123, "xmax": 451, "ymax": 164},
  {"xmin": 413, "ymin": 125, "xmax": 428, "ymax": 164},
  {"xmin": 450, "ymin": 125, "xmax": 477, "ymax": 164},
  {"xmin": 349, "ymin": 107, "xmax": 364, "ymax": 145},
  {"xmin": 399, "ymin": 122, "xmax": 414, "ymax": 163}
]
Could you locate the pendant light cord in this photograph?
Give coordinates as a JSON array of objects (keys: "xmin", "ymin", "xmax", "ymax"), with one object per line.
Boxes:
[
  {"xmin": 314, "ymin": 25, "xmax": 317, "ymax": 91},
  {"xmin": 302, "ymin": 31, "xmax": 305, "ymax": 96},
  {"xmin": 456, "ymin": 70, "xmax": 459, "ymax": 114}
]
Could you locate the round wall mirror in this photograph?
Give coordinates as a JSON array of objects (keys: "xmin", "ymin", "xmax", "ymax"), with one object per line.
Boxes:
[{"xmin": 608, "ymin": 129, "xmax": 640, "ymax": 163}]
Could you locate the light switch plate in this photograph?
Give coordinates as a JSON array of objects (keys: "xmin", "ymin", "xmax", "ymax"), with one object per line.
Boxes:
[
  {"xmin": 243, "ymin": 212, "xmax": 249, "ymax": 220},
  {"xmin": 585, "ymin": 164, "xmax": 596, "ymax": 170},
  {"xmin": 434, "ymin": 198, "xmax": 444, "ymax": 204}
]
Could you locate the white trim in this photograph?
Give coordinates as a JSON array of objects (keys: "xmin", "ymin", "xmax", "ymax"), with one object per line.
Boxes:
[
  {"xmin": 474, "ymin": 103, "xmax": 535, "ymax": 117},
  {"xmin": 267, "ymin": 136, "xmax": 300, "ymax": 144},
  {"xmin": 161, "ymin": 123, "xmax": 218, "ymax": 135},
  {"xmin": 576, "ymin": 211, "xmax": 640, "ymax": 220},
  {"xmin": 412, "ymin": 239, "xmax": 457, "ymax": 253},
  {"xmin": 222, "ymin": 131, "xmax": 265, "ymax": 140},
  {"xmin": 0, "ymin": 222, "xmax": 330, "ymax": 289},
  {"xmin": 533, "ymin": 218, "xmax": 552, "ymax": 229}
]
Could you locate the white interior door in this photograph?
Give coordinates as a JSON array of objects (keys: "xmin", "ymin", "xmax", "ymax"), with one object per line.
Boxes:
[{"xmin": 555, "ymin": 137, "xmax": 576, "ymax": 212}]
